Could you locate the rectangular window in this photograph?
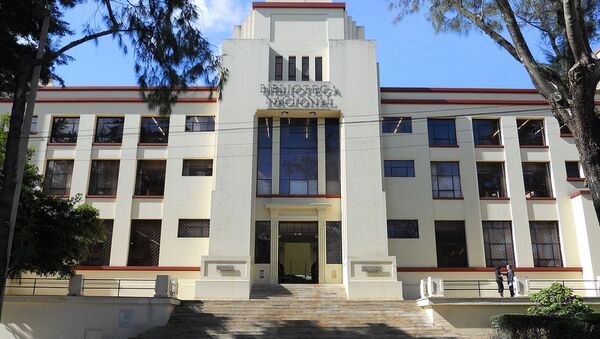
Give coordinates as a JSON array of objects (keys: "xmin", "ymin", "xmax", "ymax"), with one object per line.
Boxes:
[
  {"xmin": 428, "ymin": 119, "xmax": 457, "ymax": 146},
  {"xmin": 431, "ymin": 162, "xmax": 462, "ymax": 198},
  {"xmin": 530, "ymin": 221, "xmax": 563, "ymax": 267},
  {"xmin": 325, "ymin": 118, "xmax": 341, "ymax": 195},
  {"xmin": 44, "ymin": 160, "xmax": 74, "ymax": 196},
  {"xmin": 382, "ymin": 117, "xmax": 412, "ymax": 134},
  {"xmin": 302, "ymin": 57, "xmax": 309, "ymax": 81},
  {"xmin": 476, "ymin": 162, "xmax": 507, "ymax": 198},
  {"xmin": 140, "ymin": 117, "xmax": 169, "ymax": 144},
  {"xmin": 387, "ymin": 220, "xmax": 419, "ymax": 239},
  {"xmin": 88, "ymin": 160, "xmax": 120, "ymax": 196},
  {"xmin": 50, "ymin": 117, "xmax": 79, "ymax": 144},
  {"xmin": 517, "ymin": 119, "xmax": 545, "ymax": 146},
  {"xmin": 30, "ymin": 116, "xmax": 38, "ymax": 134},
  {"xmin": 254, "ymin": 221, "xmax": 271, "ymax": 264},
  {"xmin": 135, "ymin": 160, "xmax": 167, "ymax": 196},
  {"xmin": 326, "ymin": 222, "xmax": 342, "ymax": 264},
  {"xmin": 315, "ymin": 57, "xmax": 323, "ymax": 81},
  {"xmin": 185, "ymin": 116, "xmax": 215, "ymax": 132},
  {"xmin": 182, "ymin": 159, "xmax": 213, "ymax": 176},
  {"xmin": 522, "ymin": 162, "xmax": 553, "ymax": 198},
  {"xmin": 566, "ymin": 161, "xmax": 582, "ymax": 179},
  {"xmin": 473, "ymin": 119, "xmax": 501, "ymax": 146},
  {"xmin": 384, "ymin": 160, "xmax": 415, "ymax": 177},
  {"xmin": 178, "ymin": 219, "xmax": 209, "ymax": 238},
  {"xmin": 288, "ymin": 56, "xmax": 297, "ymax": 81},
  {"xmin": 95, "ymin": 117, "xmax": 124, "ymax": 144},
  {"xmin": 127, "ymin": 220, "xmax": 161, "ymax": 266},
  {"xmin": 280, "ymin": 118, "xmax": 318, "ymax": 195},
  {"xmin": 560, "ymin": 124, "xmax": 572, "ymax": 136},
  {"xmin": 435, "ymin": 221, "xmax": 468, "ymax": 267},
  {"xmin": 274, "ymin": 56, "xmax": 283, "ymax": 81},
  {"xmin": 482, "ymin": 221, "xmax": 515, "ymax": 267},
  {"xmin": 257, "ymin": 118, "xmax": 273, "ymax": 195},
  {"xmin": 82, "ymin": 220, "xmax": 113, "ymax": 266}
]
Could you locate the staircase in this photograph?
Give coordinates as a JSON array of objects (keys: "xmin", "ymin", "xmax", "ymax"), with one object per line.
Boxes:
[{"xmin": 135, "ymin": 284, "xmax": 462, "ymax": 338}]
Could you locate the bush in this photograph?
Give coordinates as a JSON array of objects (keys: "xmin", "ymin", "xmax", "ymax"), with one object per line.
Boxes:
[
  {"xmin": 584, "ymin": 313, "xmax": 600, "ymax": 338},
  {"xmin": 527, "ymin": 283, "xmax": 593, "ymax": 319},
  {"xmin": 490, "ymin": 314, "xmax": 587, "ymax": 339}
]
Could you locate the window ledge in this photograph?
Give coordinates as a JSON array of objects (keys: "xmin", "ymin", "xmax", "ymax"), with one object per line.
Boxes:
[
  {"xmin": 526, "ymin": 197, "xmax": 556, "ymax": 201},
  {"xmin": 86, "ymin": 195, "xmax": 117, "ymax": 199},
  {"xmin": 566, "ymin": 178, "xmax": 585, "ymax": 182},
  {"xmin": 475, "ymin": 145, "xmax": 504, "ymax": 149},
  {"xmin": 138, "ymin": 143, "xmax": 168, "ymax": 147},
  {"xmin": 480, "ymin": 197, "xmax": 510, "ymax": 201},
  {"xmin": 93, "ymin": 143, "xmax": 122, "ymax": 147},
  {"xmin": 520, "ymin": 145, "xmax": 549, "ymax": 149},
  {"xmin": 47, "ymin": 143, "xmax": 77, "ymax": 146},
  {"xmin": 257, "ymin": 194, "xmax": 342, "ymax": 198},
  {"xmin": 433, "ymin": 197, "xmax": 464, "ymax": 200},
  {"xmin": 133, "ymin": 196, "xmax": 164, "ymax": 199},
  {"xmin": 429, "ymin": 145, "xmax": 459, "ymax": 148}
]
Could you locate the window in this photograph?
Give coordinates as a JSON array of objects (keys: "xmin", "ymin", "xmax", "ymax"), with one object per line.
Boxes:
[
  {"xmin": 472, "ymin": 119, "xmax": 501, "ymax": 146},
  {"xmin": 185, "ymin": 116, "xmax": 215, "ymax": 132},
  {"xmin": 428, "ymin": 119, "xmax": 457, "ymax": 146},
  {"xmin": 315, "ymin": 57, "xmax": 323, "ymax": 81},
  {"xmin": 88, "ymin": 160, "xmax": 120, "ymax": 196},
  {"xmin": 387, "ymin": 220, "xmax": 419, "ymax": 239},
  {"xmin": 280, "ymin": 118, "xmax": 318, "ymax": 195},
  {"xmin": 530, "ymin": 221, "xmax": 563, "ymax": 267},
  {"xmin": 178, "ymin": 219, "xmax": 209, "ymax": 238},
  {"xmin": 326, "ymin": 222, "xmax": 342, "ymax": 264},
  {"xmin": 183, "ymin": 159, "xmax": 213, "ymax": 176},
  {"xmin": 435, "ymin": 221, "xmax": 468, "ymax": 267},
  {"xmin": 44, "ymin": 160, "xmax": 74, "ymax": 196},
  {"xmin": 274, "ymin": 56, "xmax": 283, "ymax": 81},
  {"xmin": 476, "ymin": 162, "xmax": 507, "ymax": 198},
  {"xmin": 95, "ymin": 117, "xmax": 124, "ymax": 144},
  {"xmin": 128, "ymin": 220, "xmax": 161, "ymax": 266},
  {"xmin": 255, "ymin": 221, "xmax": 271, "ymax": 264},
  {"xmin": 382, "ymin": 117, "xmax": 412, "ymax": 134},
  {"xmin": 140, "ymin": 117, "xmax": 169, "ymax": 144},
  {"xmin": 326, "ymin": 118, "xmax": 341, "ymax": 195},
  {"xmin": 482, "ymin": 221, "xmax": 515, "ymax": 267},
  {"xmin": 566, "ymin": 161, "xmax": 582, "ymax": 179},
  {"xmin": 135, "ymin": 160, "xmax": 167, "ymax": 196},
  {"xmin": 50, "ymin": 117, "xmax": 79, "ymax": 144},
  {"xmin": 517, "ymin": 119, "xmax": 545, "ymax": 146},
  {"xmin": 522, "ymin": 162, "xmax": 553, "ymax": 198},
  {"xmin": 302, "ymin": 57, "xmax": 309, "ymax": 81},
  {"xmin": 288, "ymin": 56, "xmax": 297, "ymax": 81},
  {"xmin": 431, "ymin": 162, "xmax": 462, "ymax": 198},
  {"xmin": 560, "ymin": 124, "xmax": 572, "ymax": 136},
  {"xmin": 30, "ymin": 116, "xmax": 38, "ymax": 134},
  {"xmin": 384, "ymin": 160, "xmax": 415, "ymax": 177},
  {"xmin": 82, "ymin": 220, "xmax": 113, "ymax": 266},
  {"xmin": 257, "ymin": 118, "xmax": 273, "ymax": 195}
]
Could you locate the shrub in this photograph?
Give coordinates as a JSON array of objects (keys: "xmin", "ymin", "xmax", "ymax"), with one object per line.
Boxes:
[
  {"xmin": 527, "ymin": 282, "xmax": 593, "ymax": 319},
  {"xmin": 490, "ymin": 314, "xmax": 587, "ymax": 339}
]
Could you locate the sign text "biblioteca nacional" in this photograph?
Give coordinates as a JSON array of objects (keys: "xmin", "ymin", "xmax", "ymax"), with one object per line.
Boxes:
[{"xmin": 260, "ymin": 83, "xmax": 342, "ymax": 109}]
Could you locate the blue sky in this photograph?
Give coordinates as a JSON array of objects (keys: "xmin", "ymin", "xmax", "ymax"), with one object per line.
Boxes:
[{"xmin": 55, "ymin": 0, "xmax": 538, "ymax": 89}]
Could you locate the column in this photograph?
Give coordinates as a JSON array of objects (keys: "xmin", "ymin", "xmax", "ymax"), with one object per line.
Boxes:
[
  {"xmin": 272, "ymin": 117, "xmax": 280, "ymax": 195},
  {"xmin": 318, "ymin": 209, "xmax": 327, "ymax": 283},
  {"xmin": 269, "ymin": 210, "xmax": 279, "ymax": 284},
  {"xmin": 318, "ymin": 118, "xmax": 326, "ymax": 195}
]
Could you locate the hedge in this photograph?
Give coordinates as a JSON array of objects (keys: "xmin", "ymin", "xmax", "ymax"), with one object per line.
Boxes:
[{"xmin": 490, "ymin": 314, "xmax": 600, "ymax": 339}]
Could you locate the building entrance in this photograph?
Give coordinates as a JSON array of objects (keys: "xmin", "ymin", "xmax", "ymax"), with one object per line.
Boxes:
[{"xmin": 278, "ymin": 222, "xmax": 318, "ymax": 284}]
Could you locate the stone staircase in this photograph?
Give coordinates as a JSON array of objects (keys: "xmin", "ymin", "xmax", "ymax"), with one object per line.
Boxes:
[{"xmin": 135, "ymin": 284, "xmax": 462, "ymax": 338}]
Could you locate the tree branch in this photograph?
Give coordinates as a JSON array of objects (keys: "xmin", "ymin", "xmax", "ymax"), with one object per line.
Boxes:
[
  {"xmin": 102, "ymin": 0, "xmax": 120, "ymax": 29},
  {"xmin": 562, "ymin": 0, "xmax": 592, "ymax": 62},
  {"xmin": 44, "ymin": 28, "xmax": 134, "ymax": 64}
]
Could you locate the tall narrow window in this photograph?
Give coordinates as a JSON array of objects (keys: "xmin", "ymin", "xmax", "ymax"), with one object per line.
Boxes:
[
  {"xmin": 517, "ymin": 119, "xmax": 545, "ymax": 146},
  {"xmin": 44, "ymin": 160, "xmax": 74, "ymax": 196},
  {"xmin": 315, "ymin": 57, "xmax": 323, "ymax": 81},
  {"xmin": 428, "ymin": 119, "xmax": 457, "ymax": 146},
  {"xmin": 30, "ymin": 116, "xmax": 38, "ymax": 134},
  {"xmin": 431, "ymin": 162, "xmax": 462, "ymax": 198},
  {"xmin": 482, "ymin": 221, "xmax": 515, "ymax": 267},
  {"xmin": 128, "ymin": 220, "xmax": 161, "ymax": 266},
  {"xmin": 382, "ymin": 117, "xmax": 412, "ymax": 134},
  {"xmin": 522, "ymin": 162, "xmax": 553, "ymax": 198},
  {"xmin": 257, "ymin": 118, "xmax": 273, "ymax": 195},
  {"xmin": 326, "ymin": 222, "xmax": 342, "ymax": 264},
  {"xmin": 476, "ymin": 162, "xmax": 507, "ymax": 198},
  {"xmin": 88, "ymin": 160, "xmax": 120, "ymax": 196},
  {"xmin": 274, "ymin": 56, "xmax": 283, "ymax": 81},
  {"xmin": 435, "ymin": 221, "xmax": 468, "ymax": 267},
  {"xmin": 288, "ymin": 56, "xmax": 296, "ymax": 81},
  {"xmin": 182, "ymin": 159, "xmax": 213, "ymax": 176},
  {"xmin": 565, "ymin": 161, "xmax": 582, "ymax": 179},
  {"xmin": 185, "ymin": 116, "xmax": 215, "ymax": 132},
  {"xmin": 82, "ymin": 220, "xmax": 113, "ymax": 266},
  {"xmin": 385, "ymin": 160, "xmax": 415, "ymax": 177},
  {"xmin": 135, "ymin": 160, "xmax": 167, "ymax": 196},
  {"xmin": 50, "ymin": 117, "xmax": 79, "ymax": 144},
  {"xmin": 140, "ymin": 117, "xmax": 169, "ymax": 144},
  {"xmin": 280, "ymin": 118, "xmax": 318, "ymax": 195},
  {"xmin": 255, "ymin": 221, "xmax": 271, "ymax": 264},
  {"xmin": 178, "ymin": 219, "xmax": 210, "ymax": 238},
  {"xmin": 95, "ymin": 117, "xmax": 124, "ymax": 144},
  {"xmin": 325, "ymin": 118, "xmax": 340, "ymax": 195},
  {"xmin": 302, "ymin": 57, "xmax": 309, "ymax": 81},
  {"xmin": 387, "ymin": 220, "xmax": 419, "ymax": 239},
  {"xmin": 530, "ymin": 221, "xmax": 563, "ymax": 267},
  {"xmin": 473, "ymin": 119, "xmax": 501, "ymax": 146}
]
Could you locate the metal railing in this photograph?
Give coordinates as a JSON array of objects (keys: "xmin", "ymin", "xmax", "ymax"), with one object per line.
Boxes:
[
  {"xmin": 527, "ymin": 279, "xmax": 600, "ymax": 294},
  {"xmin": 443, "ymin": 279, "xmax": 503, "ymax": 298},
  {"xmin": 82, "ymin": 278, "xmax": 156, "ymax": 297},
  {"xmin": 5, "ymin": 277, "xmax": 69, "ymax": 296}
]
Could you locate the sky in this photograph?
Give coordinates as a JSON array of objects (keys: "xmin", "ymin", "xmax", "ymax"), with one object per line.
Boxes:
[{"xmin": 55, "ymin": 0, "xmax": 539, "ymax": 89}]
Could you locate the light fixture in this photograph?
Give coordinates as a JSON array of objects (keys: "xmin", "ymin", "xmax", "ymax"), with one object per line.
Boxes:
[
  {"xmin": 281, "ymin": 111, "xmax": 289, "ymax": 116},
  {"xmin": 309, "ymin": 111, "xmax": 317, "ymax": 117}
]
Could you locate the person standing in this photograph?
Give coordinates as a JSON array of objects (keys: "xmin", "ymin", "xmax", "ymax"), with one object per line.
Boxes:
[
  {"xmin": 495, "ymin": 266, "xmax": 504, "ymax": 297},
  {"xmin": 506, "ymin": 265, "xmax": 515, "ymax": 297}
]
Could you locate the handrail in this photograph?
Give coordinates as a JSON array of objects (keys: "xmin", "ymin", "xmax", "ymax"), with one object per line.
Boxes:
[
  {"xmin": 5, "ymin": 277, "xmax": 69, "ymax": 296},
  {"xmin": 82, "ymin": 278, "xmax": 156, "ymax": 297}
]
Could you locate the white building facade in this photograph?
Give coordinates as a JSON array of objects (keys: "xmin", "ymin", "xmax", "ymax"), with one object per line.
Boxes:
[{"xmin": 1, "ymin": 0, "xmax": 599, "ymax": 300}]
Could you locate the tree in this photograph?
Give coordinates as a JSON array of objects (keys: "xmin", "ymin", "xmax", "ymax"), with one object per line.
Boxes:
[
  {"xmin": 527, "ymin": 282, "xmax": 593, "ymax": 319},
  {"xmin": 388, "ymin": 0, "xmax": 600, "ymax": 222},
  {"xmin": 0, "ymin": 0, "xmax": 225, "ymax": 317}
]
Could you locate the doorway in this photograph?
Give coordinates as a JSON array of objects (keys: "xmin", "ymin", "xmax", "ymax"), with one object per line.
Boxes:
[{"xmin": 278, "ymin": 222, "xmax": 318, "ymax": 284}]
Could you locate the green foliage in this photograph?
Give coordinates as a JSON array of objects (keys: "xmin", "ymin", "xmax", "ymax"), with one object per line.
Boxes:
[
  {"xmin": 490, "ymin": 314, "xmax": 588, "ymax": 339},
  {"xmin": 527, "ymin": 282, "xmax": 593, "ymax": 319}
]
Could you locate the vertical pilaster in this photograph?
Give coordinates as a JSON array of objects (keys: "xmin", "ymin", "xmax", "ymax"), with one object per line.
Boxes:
[
  {"xmin": 272, "ymin": 117, "xmax": 281, "ymax": 195},
  {"xmin": 318, "ymin": 209, "xmax": 327, "ymax": 283},
  {"xmin": 318, "ymin": 118, "xmax": 327, "ymax": 195},
  {"xmin": 270, "ymin": 210, "xmax": 280, "ymax": 284}
]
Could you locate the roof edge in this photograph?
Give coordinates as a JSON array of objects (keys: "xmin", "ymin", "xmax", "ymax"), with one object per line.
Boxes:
[
  {"xmin": 252, "ymin": 2, "xmax": 346, "ymax": 10},
  {"xmin": 381, "ymin": 87, "xmax": 540, "ymax": 94},
  {"xmin": 38, "ymin": 86, "xmax": 214, "ymax": 92}
]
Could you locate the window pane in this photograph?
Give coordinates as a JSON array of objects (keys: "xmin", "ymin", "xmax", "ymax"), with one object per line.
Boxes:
[
  {"xmin": 95, "ymin": 117, "xmax": 124, "ymax": 143},
  {"xmin": 185, "ymin": 116, "xmax": 215, "ymax": 132},
  {"xmin": 384, "ymin": 160, "xmax": 415, "ymax": 178},
  {"xmin": 428, "ymin": 119, "xmax": 457, "ymax": 146},
  {"xmin": 476, "ymin": 162, "xmax": 507, "ymax": 198},
  {"xmin": 255, "ymin": 221, "xmax": 271, "ymax": 264},
  {"xmin": 517, "ymin": 119, "xmax": 545, "ymax": 146},
  {"xmin": 275, "ymin": 56, "xmax": 283, "ymax": 81},
  {"xmin": 140, "ymin": 117, "xmax": 169, "ymax": 144},
  {"xmin": 257, "ymin": 118, "xmax": 273, "ymax": 195},
  {"xmin": 326, "ymin": 119, "xmax": 341, "ymax": 195},
  {"xmin": 30, "ymin": 116, "xmax": 38, "ymax": 134},
  {"xmin": 529, "ymin": 221, "xmax": 563, "ymax": 267},
  {"xmin": 50, "ymin": 117, "xmax": 79, "ymax": 143},
  {"xmin": 473, "ymin": 119, "xmax": 501, "ymax": 145},
  {"xmin": 565, "ymin": 162, "xmax": 581, "ymax": 178},
  {"xmin": 387, "ymin": 220, "xmax": 419, "ymax": 239},
  {"xmin": 288, "ymin": 56, "xmax": 296, "ymax": 81},
  {"xmin": 302, "ymin": 57, "xmax": 309, "ymax": 81},
  {"xmin": 522, "ymin": 162, "xmax": 553, "ymax": 198},
  {"xmin": 482, "ymin": 221, "xmax": 514, "ymax": 267},
  {"xmin": 326, "ymin": 222, "xmax": 342, "ymax": 264},
  {"xmin": 128, "ymin": 220, "xmax": 161, "ymax": 266},
  {"xmin": 382, "ymin": 117, "xmax": 412, "ymax": 134},
  {"xmin": 178, "ymin": 219, "xmax": 210, "ymax": 238},
  {"xmin": 82, "ymin": 220, "xmax": 113, "ymax": 266},
  {"xmin": 183, "ymin": 159, "xmax": 213, "ymax": 176},
  {"xmin": 435, "ymin": 221, "xmax": 468, "ymax": 267},
  {"xmin": 431, "ymin": 162, "xmax": 462, "ymax": 198},
  {"xmin": 135, "ymin": 160, "xmax": 166, "ymax": 196},
  {"xmin": 315, "ymin": 57, "xmax": 323, "ymax": 81},
  {"xmin": 280, "ymin": 118, "xmax": 318, "ymax": 195},
  {"xmin": 88, "ymin": 160, "xmax": 120, "ymax": 196},
  {"xmin": 44, "ymin": 160, "xmax": 74, "ymax": 196}
]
